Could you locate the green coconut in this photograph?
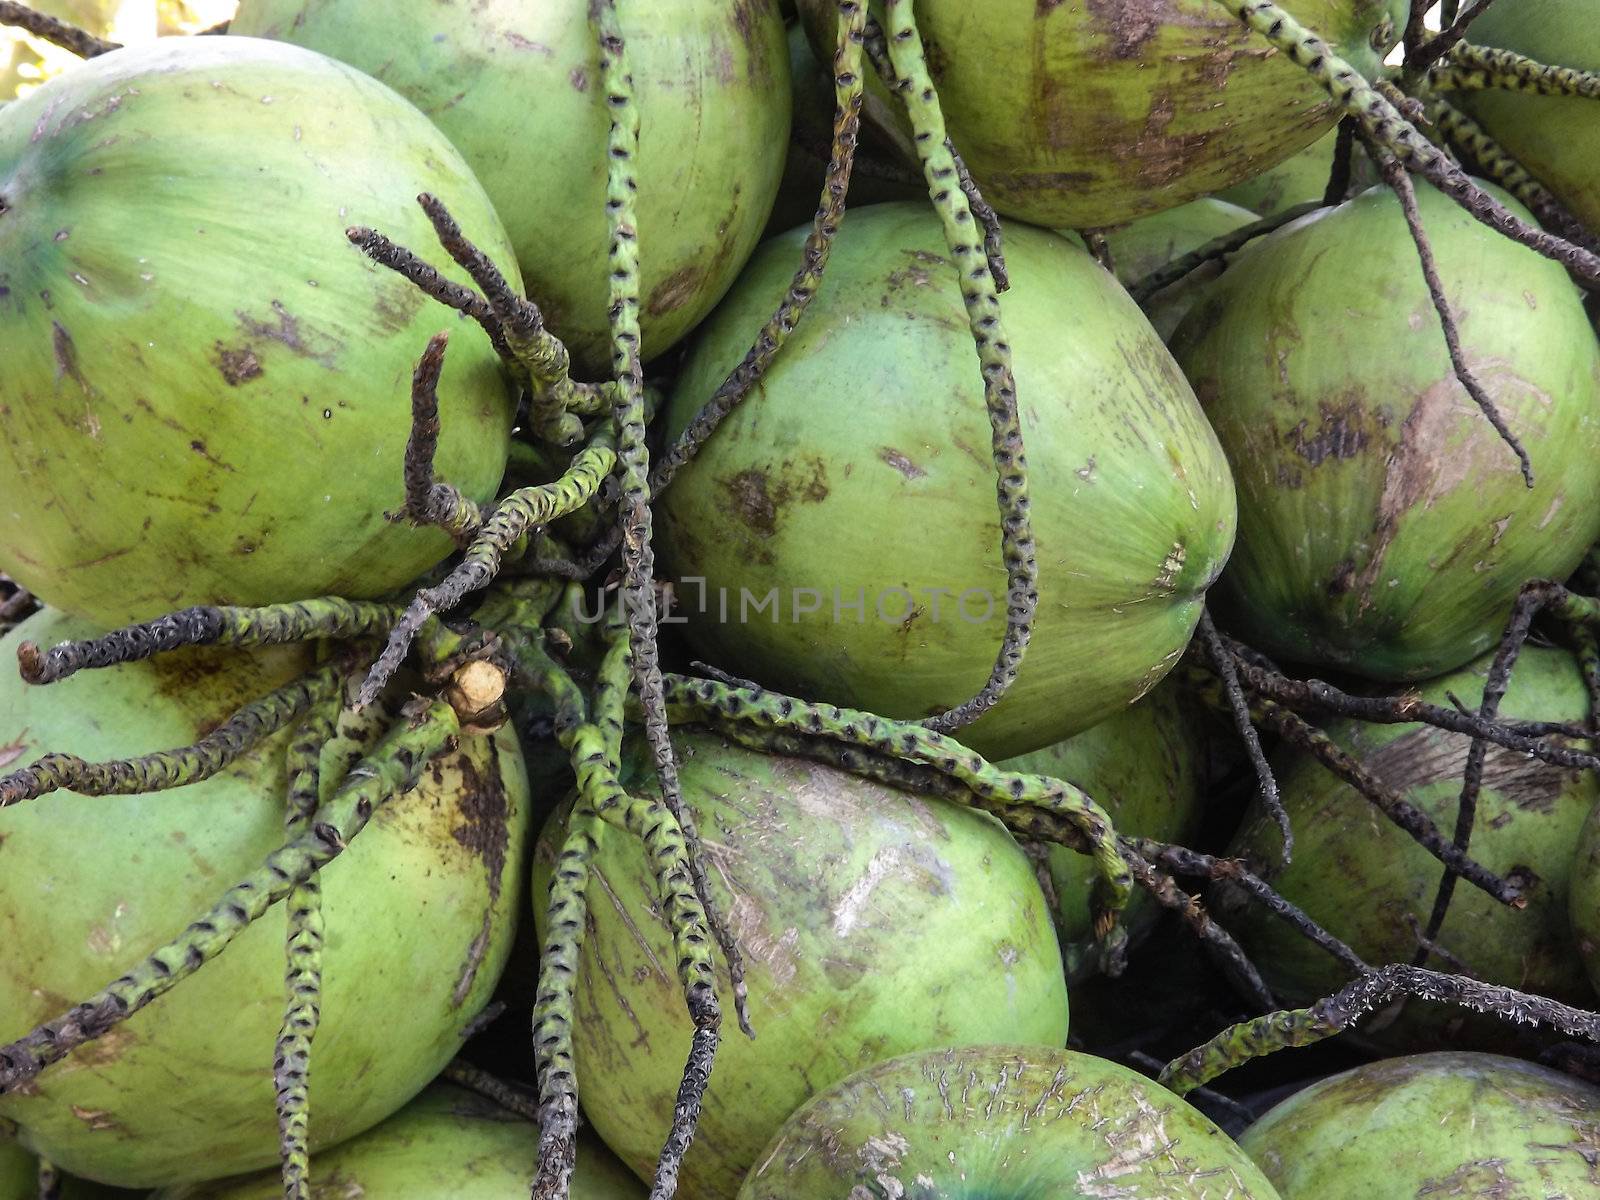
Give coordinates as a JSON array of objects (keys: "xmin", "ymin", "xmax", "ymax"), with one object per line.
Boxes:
[
  {"xmin": 1216, "ymin": 646, "xmax": 1598, "ymax": 1049},
  {"xmin": 1240, "ymin": 1052, "xmax": 1600, "ymax": 1198},
  {"xmin": 1216, "ymin": 129, "xmax": 1339, "ymax": 218},
  {"xmin": 1171, "ymin": 180, "xmax": 1600, "ymax": 680},
  {"xmin": 533, "ymin": 728, "xmax": 1068, "ymax": 1200},
  {"xmin": 0, "ymin": 609, "xmax": 531, "ymax": 1189},
  {"xmin": 1561, "ymin": 757, "xmax": 1600, "ymax": 999},
  {"xmin": 230, "ymin": 0, "xmax": 790, "ymax": 376},
  {"xmin": 1001, "ymin": 679, "xmax": 1207, "ymax": 982},
  {"xmin": 795, "ymin": 0, "xmax": 1404, "ymax": 228},
  {"xmin": 764, "ymin": 23, "xmax": 920, "ymax": 236},
  {"xmin": 1455, "ymin": 0, "xmax": 1600, "ymax": 234},
  {"xmin": 0, "ymin": 36, "xmax": 516, "ymax": 628},
  {"xmin": 740, "ymin": 1045, "xmax": 1283, "ymax": 1199},
  {"xmin": 153, "ymin": 1084, "xmax": 642, "ymax": 1199},
  {"xmin": 657, "ymin": 202, "xmax": 1236, "ymax": 761},
  {"xmin": 1075, "ymin": 198, "xmax": 1263, "ymax": 340},
  {"xmin": 0, "ymin": 1137, "xmax": 30, "ymax": 1200}
]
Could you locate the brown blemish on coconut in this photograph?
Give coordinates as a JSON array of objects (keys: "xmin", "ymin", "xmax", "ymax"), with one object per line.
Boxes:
[
  {"xmin": 1349, "ymin": 376, "xmax": 1480, "ymax": 614},
  {"xmin": 720, "ymin": 460, "xmax": 831, "ymax": 538},
  {"xmin": 724, "ymin": 469, "xmax": 781, "ymax": 537},
  {"xmin": 1085, "ymin": 0, "xmax": 1162, "ymax": 59},
  {"xmin": 372, "ymin": 280, "xmax": 425, "ymax": 335},
  {"xmin": 236, "ymin": 300, "xmax": 341, "ymax": 367},
  {"xmin": 51, "ymin": 321, "xmax": 87, "ymax": 392},
  {"xmin": 214, "ymin": 342, "xmax": 263, "ymax": 386},
  {"xmin": 501, "ymin": 31, "xmax": 553, "ymax": 55},
  {"xmin": 646, "ymin": 265, "xmax": 705, "ymax": 318},
  {"xmin": 1285, "ymin": 399, "xmax": 1372, "ymax": 466},
  {"xmin": 447, "ymin": 752, "xmax": 510, "ymax": 1005},
  {"xmin": 878, "ymin": 448, "xmax": 926, "ymax": 479},
  {"xmin": 1363, "ymin": 725, "xmax": 1573, "ymax": 815}
]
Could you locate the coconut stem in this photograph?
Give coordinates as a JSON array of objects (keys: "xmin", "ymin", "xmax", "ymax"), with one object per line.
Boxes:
[
  {"xmin": 591, "ymin": 0, "xmax": 750, "ymax": 1080},
  {"xmin": 1414, "ymin": 578, "xmax": 1570, "ymax": 966},
  {"xmin": 35, "ymin": 1160, "xmax": 59, "ymax": 1200},
  {"xmin": 14, "ymin": 598, "xmax": 403, "ymax": 686},
  {"xmin": 1199, "ymin": 612, "xmax": 1292, "ymax": 866},
  {"xmin": 1430, "ymin": 42, "xmax": 1600, "ymax": 98},
  {"xmin": 355, "ymin": 434, "xmax": 617, "ymax": 708},
  {"xmin": 441, "ymin": 1062, "xmax": 542, "ymax": 1122},
  {"xmin": 416, "ymin": 195, "xmax": 595, "ymax": 447},
  {"xmin": 388, "ymin": 332, "xmax": 484, "ymax": 542},
  {"xmin": 1574, "ymin": 626, "xmax": 1600, "ymax": 737},
  {"xmin": 1426, "ymin": 98, "xmax": 1599, "ymax": 248},
  {"xmin": 1123, "ymin": 847, "xmax": 1277, "ymax": 1012},
  {"xmin": 271, "ymin": 688, "xmax": 392, "ymax": 1200},
  {"xmin": 950, "ymin": 146, "xmax": 1009, "ymax": 292},
  {"xmin": 0, "ymin": 661, "xmax": 343, "ymax": 807},
  {"xmin": 1126, "ymin": 201, "xmax": 1323, "ymax": 303},
  {"xmin": 273, "ymin": 699, "xmax": 337, "ymax": 1200},
  {"xmin": 860, "ymin": 16, "xmax": 1009, "ymax": 290},
  {"xmin": 1236, "ymin": 683, "xmax": 1527, "ymax": 907},
  {"xmin": 0, "ymin": 2, "xmax": 115, "ymax": 58},
  {"xmin": 1160, "ymin": 964, "xmax": 1600, "ymax": 1096},
  {"xmin": 530, "ymin": 798, "xmax": 600, "ymax": 1200},
  {"xmin": 1405, "ymin": 0, "xmax": 1503, "ymax": 79},
  {"xmin": 1322, "ymin": 117, "xmax": 1358, "ymax": 205},
  {"xmin": 519, "ymin": 617, "xmax": 722, "ymax": 1200},
  {"xmin": 879, "ymin": 0, "xmax": 1039, "ymax": 737},
  {"xmin": 1373, "ymin": 152, "xmax": 1534, "ymax": 486},
  {"xmin": 1138, "ymin": 839, "xmax": 1368, "ymax": 975},
  {"xmin": 656, "ymin": 672, "xmax": 1135, "ymax": 922},
  {"xmin": 1210, "ymin": 0, "xmax": 1600, "ymax": 287},
  {"xmin": 344, "ymin": 225, "xmax": 512, "ymax": 359},
  {"xmin": 649, "ymin": 0, "xmax": 868, "ymax": 495},
  {"xmin": 1219, "ymin": 636, "xmax": 1600, "ymax": 770},
  {"xmin": 0, "ymin": 701, "xmax": 460, "ymax": 1095}
]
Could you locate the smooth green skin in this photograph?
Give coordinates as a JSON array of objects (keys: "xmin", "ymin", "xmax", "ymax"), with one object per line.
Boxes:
[
  {"xmin": 1240, "ymin": 1052, "xmax": 1600, "ymax": 1198},
  {"xmin": 764, "ymin": 24, "xmax": 920, "ymax": 237},
  {"xmin": 741, "ymin": 1045, "xmax": 1283, "ymax": 1199},
  {"xmin": 1001, "ymin": 680, "xmax": 1206, "ymax": 983},
  {"xmin": 796, "ymin": 0, "xmax": 1404, "ymax": 228},
  {"xmin": 533, "ymin": 729, "xmax": 1069, "ymax": 1200},
  {"xmin": 230, "ymin": 0, "xmax": 791, "ymax": 377},
  {"xmin": 1068, "ymin": 198, "xmax": 1262, "ymax": 340},
  {"xmin": 1171, "ymin": 182, "xmax": 1600, "ymax": 680},
  {"xmin": 0, "ymin": 1139, "xmax": 31, "ymax": 1200},
  {"xmin": 1562, "ymin": 738, "xmax": 1600, "ymax": 999},
  {"xmin": 1220, "ymin": 647, "xmax": 1599, "ymax": 1048},
  {"xmin": 1216, "ymin": 129, "xmax": 1339, "ymax": 218},
  {"xmin": 658, "ymin": 203, "xmax": 1237, "ymax": 761},
  {"xmin": 0, "ymin": 37, "xmax": 517, "ymax": 627},
  {"xmin": 0, "ymin": 610, "xmax": 532, "ymax": 1189},
  {"xmin": 1458, "ymin": 0, "xmax": 1600, "ymax": 233},
  {"xmin": 154, "ymin": 1085, "xmax": 642, "ymax": 1199}
]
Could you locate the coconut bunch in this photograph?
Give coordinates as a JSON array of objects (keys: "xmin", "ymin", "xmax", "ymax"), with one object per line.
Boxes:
[{"xmin": 3, "ymin": 1, "xmax": 1600, "ymax": 1199}]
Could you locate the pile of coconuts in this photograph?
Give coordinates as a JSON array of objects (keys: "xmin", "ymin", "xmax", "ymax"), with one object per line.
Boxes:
[{"xmin": 4, "ymin": 0, "xmax": 1600, "ymax": 1197}]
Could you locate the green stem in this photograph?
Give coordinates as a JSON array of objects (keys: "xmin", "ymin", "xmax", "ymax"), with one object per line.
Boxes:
[
  {"xmin": 0, "ymin": 701, "xmax": 460, "ymax": 1094},
  {"xmin": 1210, "ymin": 0, "xmax": 1600, "ymax": 286},
  {"xmin": 18, "ymin": 599, "xmax": 403, "ymax": 685},
  {"xmin": 1431, "ymin": 43, "xmax": 1600, "ymax": 98},
  {"xmin": 0, "ymin": 662, "xmax": 344, "ymax": 806},
  {"xmin": 881, "ymin": 0, "xmax": 1038, "ymax": 735},
  {"xmin": 658, "ymin": 673, "xmax": 1133, "ymax": 916}
]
